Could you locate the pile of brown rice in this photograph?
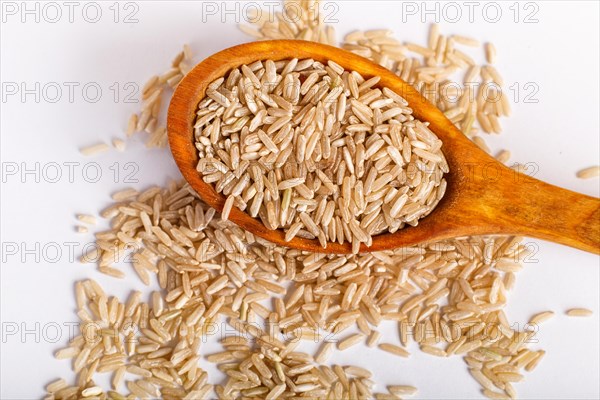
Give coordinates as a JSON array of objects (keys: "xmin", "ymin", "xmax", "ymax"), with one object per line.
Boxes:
[
  {"xmin": 194, "ymin": 59, "xmax": 448, "ymax": 252},
  {"xmin": 45, "ymin": 1, "xmax": 594, "ymax": 399},
  {"xmin": 51, "ymin": 178, "xmax": 540, "ymax": 400}
]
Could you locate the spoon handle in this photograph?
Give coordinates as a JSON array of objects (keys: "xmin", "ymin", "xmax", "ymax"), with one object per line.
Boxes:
[{"xmin": 487, "ymin": 171, "xmax": 600, "ymax": 254}]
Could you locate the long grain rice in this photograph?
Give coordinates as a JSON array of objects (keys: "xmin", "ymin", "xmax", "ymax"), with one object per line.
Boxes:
[
  {"xmin": 80, "ymin": 143, "xmax": 110, "ymax": 156},
  {"xmin": 379, "ymin": 343, "xmax": 410, "ymax": 358},
  {"xmin": 46, "ymin": 2, "xmax": 567, "ymax": 400},
  {"xmin": 194, "ymin": 57, "xmax": 448, "ymax": 252},
  {"xmin": 529, "ymin": 311, "xmax": 555, "ymax": 325},
  {"xmin": 566, "ymin": 308, "xmax": 593, "ymax": 317},
  {"xmin": 576, "ymin": 166, "xmax": 600, "ymax": 179}
]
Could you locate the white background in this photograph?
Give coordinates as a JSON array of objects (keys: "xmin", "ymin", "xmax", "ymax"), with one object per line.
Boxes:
[{"xmin": 1, "ymin": 1, "xmax": 599, "ymax": 399}]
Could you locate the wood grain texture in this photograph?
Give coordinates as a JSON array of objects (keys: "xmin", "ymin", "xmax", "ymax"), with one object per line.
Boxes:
[{"xmin": 167, "ymin": 40, "xmax": 599, "ymax": 255}]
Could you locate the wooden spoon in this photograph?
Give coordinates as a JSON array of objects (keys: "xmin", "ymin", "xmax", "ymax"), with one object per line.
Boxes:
[{"xmin": 167, "ymin": 40, "xmax": 599, "ymax": 255}]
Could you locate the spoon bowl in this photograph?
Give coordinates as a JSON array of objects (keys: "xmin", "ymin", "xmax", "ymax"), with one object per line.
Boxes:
[{"xmin": 168, "ymin": 40, "xmax": 599, "ymax": 254}]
